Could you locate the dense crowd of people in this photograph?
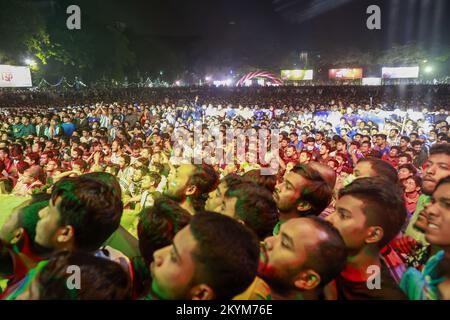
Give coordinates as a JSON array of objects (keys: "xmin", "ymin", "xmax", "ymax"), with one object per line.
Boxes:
[{"xmin": 0, "ymin": 85, "xmax": 449, "ymax": 300}]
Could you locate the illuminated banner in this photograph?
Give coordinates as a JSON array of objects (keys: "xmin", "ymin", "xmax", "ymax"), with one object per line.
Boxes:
[
  {"xmin": 0, "ymin": 65, "xmax": 32, "ymax": 87},
  {"xmin": 362, "ymin": 77, "xmax": 382, "ymax": 86},
  {"xmin": 329, "ymin": 68, "xmax": 363, "ymax": 80},
  {"xmin": 281, "ymin": 69, "xmax": 314, "ymax": 81},
  {"xmin": 382, "ymin": 67, "xmax": 419, "ymax": 79}
]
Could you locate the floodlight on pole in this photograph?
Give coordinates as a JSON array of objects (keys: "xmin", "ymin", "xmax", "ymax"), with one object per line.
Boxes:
[{"xmin": 25, "ymin": 58, "xmax": 37, "ymax": 67}]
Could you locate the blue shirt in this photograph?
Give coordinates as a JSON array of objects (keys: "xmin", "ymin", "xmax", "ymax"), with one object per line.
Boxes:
[{"xmin": 61, "ymin": 122, "xmax": 76, "ymax": 137}]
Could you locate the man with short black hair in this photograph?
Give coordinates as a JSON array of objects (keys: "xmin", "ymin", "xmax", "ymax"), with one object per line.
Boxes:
[
  {"xmin": 354, "ymin": 157, "xmax": 398, "ymax": 184},
  {"xmin": 150, "ymin": 211, "xmax": 260, "ymax": 300},
  {"xmin": 374, "ymin": 134, "xmax": 390, "ymax": 156},
  {"xmin": 165, "ymin": 164, "xmax": 219, "ymax": 215},
  {"xmin": 259, "ymin": 216, "xmax": 347, "ymax": 300},
  {"xmin": 35, "ymin": 176, "xmax": 123, "ymax": 253},
  {"xmin": 216, "ymin": 182, "xmax": 278, "ymax": 240},
  {"xmin": 273, "ymin": 164, "xmax": 332, "ymax": 235},
  {"xmin": 400, "ymin": 136, "xmax": 411, "ymax": 153},
  {"xmin": 411, "ymin": 140, "xmax": 428, "ymax": 168},
  {"xmin": 405, "ymin": 144, "xmax": 450, "ymax": 246},
  {"xmin": 205, "ymin": 173, "xmax": 243, "ymax": 212},
  {"xmin": 15, "ymin": 251, "xmax": 132, "ymax": 300},
  {"xmin": 326, "ymin": 177, "xmax": 407, "ymax": 299}
]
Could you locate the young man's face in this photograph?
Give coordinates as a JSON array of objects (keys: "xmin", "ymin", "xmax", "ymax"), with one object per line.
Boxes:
[
  {"xmin": 46, "ymin": 160, "xmax": 58, "ymax": 172},
  {"xmin": 112, "ymin": 141, "xmax": 119, "ymax": 152},
  {"xmin": 326, "ymin": 195, "xmax": 369, "ymax": 252},
  {"xmin": 259, "ymin": 218, "xmax": 321, "ymax": 291},
  {"xmin": 141, "ymin": 176, "xmax": 154, "ymax": 190},
  {"xmin": 205, "ymin": 181, "xmax": 228, "ymax": 212},
  {"xmin": 389, "ymin": 148, "xmax": 398, "ymax": 158},
  {"xmin": 422, "ymin": 153, "xmax": 450, "ymax": 195},
  {"xmin": 425, "ymin": 182, "xmax": 450, "ymax": 247},
  {"xmin": 274, "ymin": 171, "xmax": 307, "ymax": 213},
  {"xmin": 375, "ymin": 137, "xmax": 384, "ymax": 146},
  {"xmin": 118, "ymin": 157, "xmax": 127, "ymax": 169},
  {"xmin": 132, "ymin": 170, "xmax": 143, "ymax": 183},
  {"xmin": 320, "ymin": 145, "xmax": 328, "ymax": 155},
  {"xmin": 336, "ymin": 142, "xmax": 345, "ymax": 151},
  {"xmin": 35, "ymin": 197, "xmax": 62, "ymax": 249},
  {"xmin": 404, "ymin": 177, "xmax": 419, "ymax": 194},
  {"xmin": 413, "ymin": 144, "xmax": 422, "ymax": 154},
  {"xmin": 165, "ymin": 164, "xmax": 195, "ymax": 201},
  {"xmin": 0, "ymin": 206, "xmax": 22, "ymax": 242},
  {"xmin": 400, "ymin": 139, "xmax": 408, "ymax": 148},
  {"xmin": 151, "ymin": 225, "xmax": 198, "ymax": 300},
  {"xmin": 285, "ymin": 147, "xmax": 295, "ymax": 157},
  {"xmin": 215, "ymin": 194, "xmax": 237, "ymax": 219},
  {"xmin": 398, "ymin": 156, "xmax": 409, "ymax": 167}
]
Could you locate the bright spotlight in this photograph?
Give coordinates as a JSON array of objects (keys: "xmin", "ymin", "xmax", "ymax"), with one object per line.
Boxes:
[
  {"xmin": 424, "ymin": 66, "xmax": 433, "ymax": 74},
  {"xmin": 205, "ymin": 76, "xmax": 211, "ymax": 81},
  {"xmin": 25, "ymin": 58, "xmax": 37, "ymax": 67}
]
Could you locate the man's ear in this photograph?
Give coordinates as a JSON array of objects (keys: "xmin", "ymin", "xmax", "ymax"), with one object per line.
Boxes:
[
  {"xmin": 297, "ymin": 200, "xmax": 312, "ymax": 213},
  {"xmin": 294, "ymin": 270, "xmax": 321, "ymax": 291},
  {"xmin": 56, "ymin": 225, "xmax": 75, "ymax": 246},
  {"xmin": 190, "ymin": 284, "xmax": 215, "ymax": 300},
  {"xmin": 185, "ymin": 185, "xmax": 197, "ymax": 197},
  {"xmin": 365, "ymin": 226, "xmax": 384, "ymax": 245},
  {"xmin": 10, "ymin": 227, "xmax": 25, "ymax": 245}
]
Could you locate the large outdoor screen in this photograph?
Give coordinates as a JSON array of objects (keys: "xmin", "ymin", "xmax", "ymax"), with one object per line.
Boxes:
[
  {"xmin": 281, "ymin": 69, "xmax": 314, "ymax": 81},
  {"xmin": 382, "ymin": 67, "xmax": 419, "ymax": 79},
  {"xmin": 329, "ymin": 68, "xmax": 363, "ymax": 80}
]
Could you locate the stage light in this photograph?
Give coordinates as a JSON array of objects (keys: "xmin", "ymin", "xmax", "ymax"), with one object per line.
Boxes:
[
  {"xmin": 422, "ymin": 59, "xmax": 428, "ymax": 63},
  {"xmin": 225, "ymin": 78, "xmax": 232, "ymax": 86},
  {"xmin": 205, "ymin": 76, "xmax": 212, "ymax": 81},
  {"xmin": 424, "ymin": 66, "xmax": 433, "ymax": 74},
  {"xmin": 24, "ymin": 58, "xmax": 37, "ymax": 67}
]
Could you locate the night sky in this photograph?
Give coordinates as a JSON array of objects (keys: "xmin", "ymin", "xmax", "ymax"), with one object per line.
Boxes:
[
  {"xmin": 28, "ymin": 0, "xmax": 450, "ymax": 76},
  {"xmin": 107, "ymin": 0, "xmax": 450, "ymax": 49}
]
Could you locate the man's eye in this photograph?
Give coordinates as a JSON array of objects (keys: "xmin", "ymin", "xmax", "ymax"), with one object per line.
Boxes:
[
  {"xmin": 338, "ymin": 211, "xmax": 349, "ymax": 219},
  {"xmin": 281, "ymin": 239, "xmax": 290, "ymax": 249}
]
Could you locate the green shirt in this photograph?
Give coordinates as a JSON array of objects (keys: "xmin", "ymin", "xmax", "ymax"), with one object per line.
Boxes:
[
  {"xmin": 21, "ymin": 124, "xmax": 36, "ymax": 137},
  {"xmin": 11, "ymin": 124, "xmax": 24, "ymax": 138},
  {"xmin": 405, "ymin": 194, "xmax": 431, "ymax": 246}
]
